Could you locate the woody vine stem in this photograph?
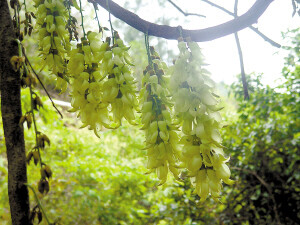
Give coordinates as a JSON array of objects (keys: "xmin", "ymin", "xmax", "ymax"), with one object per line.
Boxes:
[{"xmin": 92, "ymin": 0, "xmax": 275, "ymax": 42}]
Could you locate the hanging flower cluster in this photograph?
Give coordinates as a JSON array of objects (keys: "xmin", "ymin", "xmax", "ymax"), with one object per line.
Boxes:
[
  {"xmin": 169, "ymin": 39, "xmax": 233, "ymax": 201},
  {"xmin": 101, "ymin": 32, "xmax": 138, "ymax": 127},
  {"xmin": 68, "ymin": 32, "xmax": 111, "ymax": 136},
  {"xmin": 140, "ymin": 47, "xmax": 180, "ymax": 185},
  {"xmin": 34, "ymin": 0, "xmax": 70, "ymax": 92},
  {"xmin": 68, "ymin": 31, "xmax": 138, "ymax": 136}
]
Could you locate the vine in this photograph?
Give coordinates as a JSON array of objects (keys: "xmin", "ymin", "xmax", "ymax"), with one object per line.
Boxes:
[
  {"xmin": 15, "ymin": 39, "xmax": 53, "ymax": 223},
  {"xmin": 92, "ymin": 0, "xmax": 275, "ymax": 42},
  {"xmin": 79, "ymin": 0, "xmax": 87, "ymax": 39},
  {"xmin": 92, "ymin": 3, "xmax": 103, "ymax": 34},
  {"xmin": 26, "ymin": 184, "xmax": 51, "ymax": 225}
]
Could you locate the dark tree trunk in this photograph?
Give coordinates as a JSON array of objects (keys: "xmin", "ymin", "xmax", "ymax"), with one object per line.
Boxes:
[{"xmin": 0, "ymin": 1, "xmax": 30, "ymax": 224}]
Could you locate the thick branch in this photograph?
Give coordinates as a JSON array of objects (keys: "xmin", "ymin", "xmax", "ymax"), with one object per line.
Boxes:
[
  {"xmin": 93, "ymin": 0, "xmax": 275, "ymax": 42},
  {"xmin": 0, "ymin": 1, "xmax": 30, "ymax": 225},
  {"xmin": 167, "ymin": 0, "xmax": 206, "ymax": 18},
  {"xmin": 201, "ymin": 0, "xmax": 281, "ymax": 48}
]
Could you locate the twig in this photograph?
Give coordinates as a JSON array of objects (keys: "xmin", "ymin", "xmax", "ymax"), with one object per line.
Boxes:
[
  {"xmin": 94, "ymin": 0, "xmax": 275, "ymax": 42},
  {"xmin": 28, "ymin": 85, "xmax": 43, "ymax": 168},
  {"xmin": 234, "ymin": 34, "xmax": 249, "ymax": 99},
  {"xmin": 79, "ymin": 0, "xmax": 86, "ymax": 39},
  {"xmin": 25, "ymin": 184, "xmax": 51, "ymax": 225},
  {"xmin": 22, "ymin": 49, "xmax": 63, "ymax": 119},
  {"xmin": 232, "ymin": 167, "xmax": 282, "ymax": 225},
  {"xmin": 17, "ymin": 39, "xmax": 44, "ymax": 166},
  {"xmin": 234, "ymin": 0, "xmax": 249, "ymax": 100},
  {"xmin": 201, "ymin": 0, "xmax": 280, "ymax": 48},
  {"xmin": 167, "ymin": 0, "xmax": 205, "ymax": 18},
  {"xmin": 93, "ymin": 3, "xmax": 103, "ymax": 34},
  {"xmin": 144, "ymin": 32, "xmax": 153, "ymax": 67},
  {"xmin": 19, "ymin": 44, "xmax": 46, "ymax": 167},
  {"xmin": 106, "ymin": 0, "xmax": 114, "ymax": 44},
  {"xmin": 23, "ymin": 0, "xmax": 27, "ymax": 12}
]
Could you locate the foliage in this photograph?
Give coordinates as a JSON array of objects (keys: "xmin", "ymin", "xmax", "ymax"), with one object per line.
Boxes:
[
  {"xmin": 0, "ymin": 90, "xmax": 216, "ymax": 225},
  {"xmin": 221, "ymin": 47, "xmax": 300, "ymax": 223}
]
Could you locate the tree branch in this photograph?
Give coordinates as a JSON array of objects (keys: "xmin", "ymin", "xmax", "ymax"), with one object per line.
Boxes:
[
  {"xmin": 22, "ymin": 49, "xmax": 63, "ymax": 119},
  {"xmin": 92, "ymin": 0, "xmax": 275, "ymax": 42},
  {"xmin": 234, "ymin": 0, "xmax": 249, "ymax": 100},
  {"xmin": 201, "ymin": 0, "xmax": 281, "ymax": 48},
  {"xmin": 167, "ymin": 0, "xmax": 206, "ymax": 18}
]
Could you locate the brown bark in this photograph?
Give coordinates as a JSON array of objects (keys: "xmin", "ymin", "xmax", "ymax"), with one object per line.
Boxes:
[
  {"xmin": 0, "ymin": 1, "xmax": 30, "ymax": 225},
  {"xmin": 94, "ymin": 0, "xmax": 274, "ymax": 42}
]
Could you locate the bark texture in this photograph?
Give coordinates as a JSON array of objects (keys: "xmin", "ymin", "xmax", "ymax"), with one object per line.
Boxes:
[{"xmin": 0, "ymin": 1, "xmax": 30, "ymax": 225}]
